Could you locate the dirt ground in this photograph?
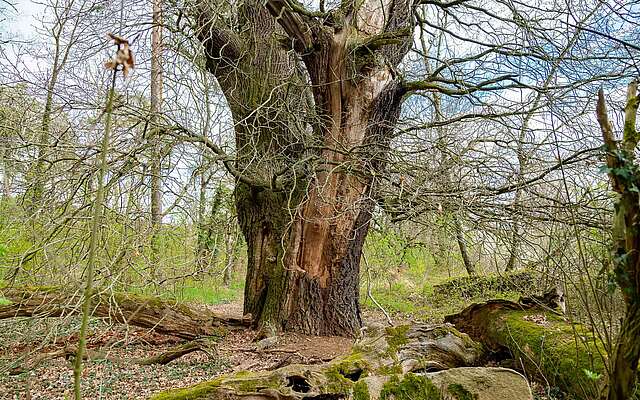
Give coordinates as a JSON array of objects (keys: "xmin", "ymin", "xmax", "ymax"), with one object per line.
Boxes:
[{"xmin": 0, "ymin": 300, "xmax": 357, "ymax": 399}]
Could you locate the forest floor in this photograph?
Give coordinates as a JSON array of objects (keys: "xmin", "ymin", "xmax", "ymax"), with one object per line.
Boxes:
[
  {"xmin": 0, "ymin": 273, "xmax": 549, "ymax": 400},
  {"xmin": 0, "ymin": 300, "xmax": 397, "ymax": 400}
]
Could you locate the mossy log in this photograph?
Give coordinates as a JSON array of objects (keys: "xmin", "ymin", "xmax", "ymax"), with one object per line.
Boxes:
[
  {"xmin": 0, "ymin": 287, "xmax": 250, "ymax": 339},
  {"xmin": 149, "ymin": 324, "xmax": 531, "ymax": 400},
  {"xmin": 433, "ymin": 271, "xmax": 537, "ymax": 300},
  {"xmin": 445, "ymin": 299, "xmax": 608, "ymax": 399}
]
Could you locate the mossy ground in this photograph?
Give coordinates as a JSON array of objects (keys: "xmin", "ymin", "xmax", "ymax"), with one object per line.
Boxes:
[{"xmin": 380, "ymin": 373, "xmax": 443, "ymax": 400}]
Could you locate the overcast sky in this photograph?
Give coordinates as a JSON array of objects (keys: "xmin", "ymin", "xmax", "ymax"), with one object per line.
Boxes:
[{"xmin": 1, "ymin": 0, "xmax": 42, "ymax": 39}]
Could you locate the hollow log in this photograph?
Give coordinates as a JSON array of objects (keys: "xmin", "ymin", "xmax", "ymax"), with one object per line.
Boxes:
[
  {"xmin": 445, "ymin": 299, "xmax": 608, "ymax": 399},
  {"xmin": 149, "ymin": 324, "xmax": 532, "ymax": 400},
  {"xmin": 0, "ymin": 287, "xmax": 250, "ymax": 340}
]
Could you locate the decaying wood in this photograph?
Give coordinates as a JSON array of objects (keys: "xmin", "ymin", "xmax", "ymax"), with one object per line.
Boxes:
[
  {"xmin": 445, "ymin": 298, "xmax": 608, "ymax": 400},
  {"xmin": 149, "ymin": 323, "xmax": 490, "ymax": 400},
  {"xmin": 0, "ymin": 287, "xmax": 250, "ymax": 340}
]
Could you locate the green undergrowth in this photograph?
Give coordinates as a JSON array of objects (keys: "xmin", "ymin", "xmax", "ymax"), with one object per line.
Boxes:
[
  {"xmin": 361, "ymin": 283, "xmax": 426, "ymax": 315},
  {"xmin": 170, "ymin": 279, "xmax": 244, "ymax": 305}
]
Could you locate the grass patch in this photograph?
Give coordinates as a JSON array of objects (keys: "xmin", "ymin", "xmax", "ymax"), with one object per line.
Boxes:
[
  {"xmin": 361, "ymin": 283, "xmax": 426, "ymax": 315},
  {"xmin": 0, "ymin": 297, "xmax": 10, "ymax": 305},
  {"xmin": 174, "ymin": 279, "xmax": 244, "ymax": 305}
]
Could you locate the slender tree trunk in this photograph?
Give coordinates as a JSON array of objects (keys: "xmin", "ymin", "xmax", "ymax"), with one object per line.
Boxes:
[
  {"xmin": 453, "ymin": 216, "xmax": 475, "ymax": 276},
  {"xmin": 149, "ymin": 0, "xmax": 163, "ymax": 263},
  {"xmin": 222, "ymin": 226, "xmax": 238, "ymax": 286},
  {"xmin": 196, "ymin": 170, "xmax": 211, "ymax": 268},
  {"xmin": 1, "ymin": 146, "xmax": 11, "ymax": 199},
  {"xmin": 505, "ymin": 199, "xmax": 521, "ymax": 272},
  {"xmin": 29, "ymin": 67, "xmax": 59, "ymax": 210},
  {"xmin": 73, "ymin": 69, "xmax": 117, "ymax": 400}
]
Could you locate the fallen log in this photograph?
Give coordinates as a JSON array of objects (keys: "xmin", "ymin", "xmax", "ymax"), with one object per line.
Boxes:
[
  {"xmin": 445, "ymin": 299, "xmax": 608, "ymax": 400},
  {"xmin": 0, "ymin": 287, "xmax": 251, "ymax": 340},
  {"xmin": 149, "ymin": 324, "xmax": 533, "ymax": 400}
]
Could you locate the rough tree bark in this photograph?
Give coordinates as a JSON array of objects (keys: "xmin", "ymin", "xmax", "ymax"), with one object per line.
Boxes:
[{"xmin": 195, "ymin": 1, "xmax": 413, "ymax": 336}]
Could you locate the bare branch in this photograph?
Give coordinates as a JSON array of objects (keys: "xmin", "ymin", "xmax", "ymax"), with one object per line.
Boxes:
[{"xmin": 264, "ymin": 0, "xmax": 314, "ymax": 52}]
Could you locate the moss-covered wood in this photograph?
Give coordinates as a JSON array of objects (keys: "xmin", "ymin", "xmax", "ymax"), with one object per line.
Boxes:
[
  {"xmin": 149, "ymin": 324, "xmax": 488, "ymax": 400},
  {"xmin": 0, "ymin": 286, "xmax": 249, "ymax": 339},
  {"xmin": 446, "ymin": 299, "xmax": 607, "ymax": 399},
  {"xmin": 433, "ymin": 271, "xmax": 537, "ymax": 300}
]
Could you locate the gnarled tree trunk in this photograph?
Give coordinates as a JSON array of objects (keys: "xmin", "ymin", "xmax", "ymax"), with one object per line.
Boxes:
[{"xmin": 196, "ymin": 1, "xmax": 412, "ymax": 336}]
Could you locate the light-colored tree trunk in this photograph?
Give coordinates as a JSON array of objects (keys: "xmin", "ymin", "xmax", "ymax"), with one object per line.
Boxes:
[
  {"xmin": 453, "ymin": 216, "xmax": 475, "ymax": 276},
  {"xmin": 149, "ymin": 0, "xmax": 163, "ymax": 263}
]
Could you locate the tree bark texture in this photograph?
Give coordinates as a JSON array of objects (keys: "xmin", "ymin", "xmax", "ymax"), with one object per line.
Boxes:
[{"xmin": 196, "ymin": 1, "xmax": 413, "ymax": 336}]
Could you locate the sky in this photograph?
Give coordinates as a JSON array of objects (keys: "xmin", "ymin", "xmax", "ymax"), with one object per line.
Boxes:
[{"xmin": 1, "ymin": 0, "xmax": 42, "ymax": 39}]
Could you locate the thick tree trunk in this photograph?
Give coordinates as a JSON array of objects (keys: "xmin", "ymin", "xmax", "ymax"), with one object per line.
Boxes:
[
  {"xmin": 596, "ymin": 83, "xmax": 640, "ymax": 400},
  {"xmin": 446, "ymin": 299, "xmax": 607, "ymax": 400},
  {"xmin": 0, "ymin": 287, "xmax": 250, "ymax": 339},
  {"xmin": 197, "ymin": 2, "xmax": 412, "ymax": 336}
]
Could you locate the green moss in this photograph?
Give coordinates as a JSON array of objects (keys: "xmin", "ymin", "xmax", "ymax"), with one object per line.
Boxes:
[
  {"xmin": 380, "ymin": 374, "xmax": 442, "ymax": 400},
  {"xmin": 497, "ymin": 310, "xmax": 606, "ymax": 399},
  {"xmin": 377, "ymin": 363, "xmax": 403, "ymax": 375},
  {"xmin": 324, "ymin": 352, "xmax": 371, "ymax": 393},
  {"xmin": 448, "ymin": 383, "xmax": 478, "ymax": 400},
  {"xmin": 353, "ymin": 380, "xmax": 371, "ymax": 400},
  {"xmin": 150, "ymin": 377, "xmax": 224, "ymax": 400},
  {"xmin": 432, "ymin": 271, "xmax": 537, "ymax": 301},
  {"xmin": 385, "ymin": 325, "xmax": 410, "ymax": 352}
]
